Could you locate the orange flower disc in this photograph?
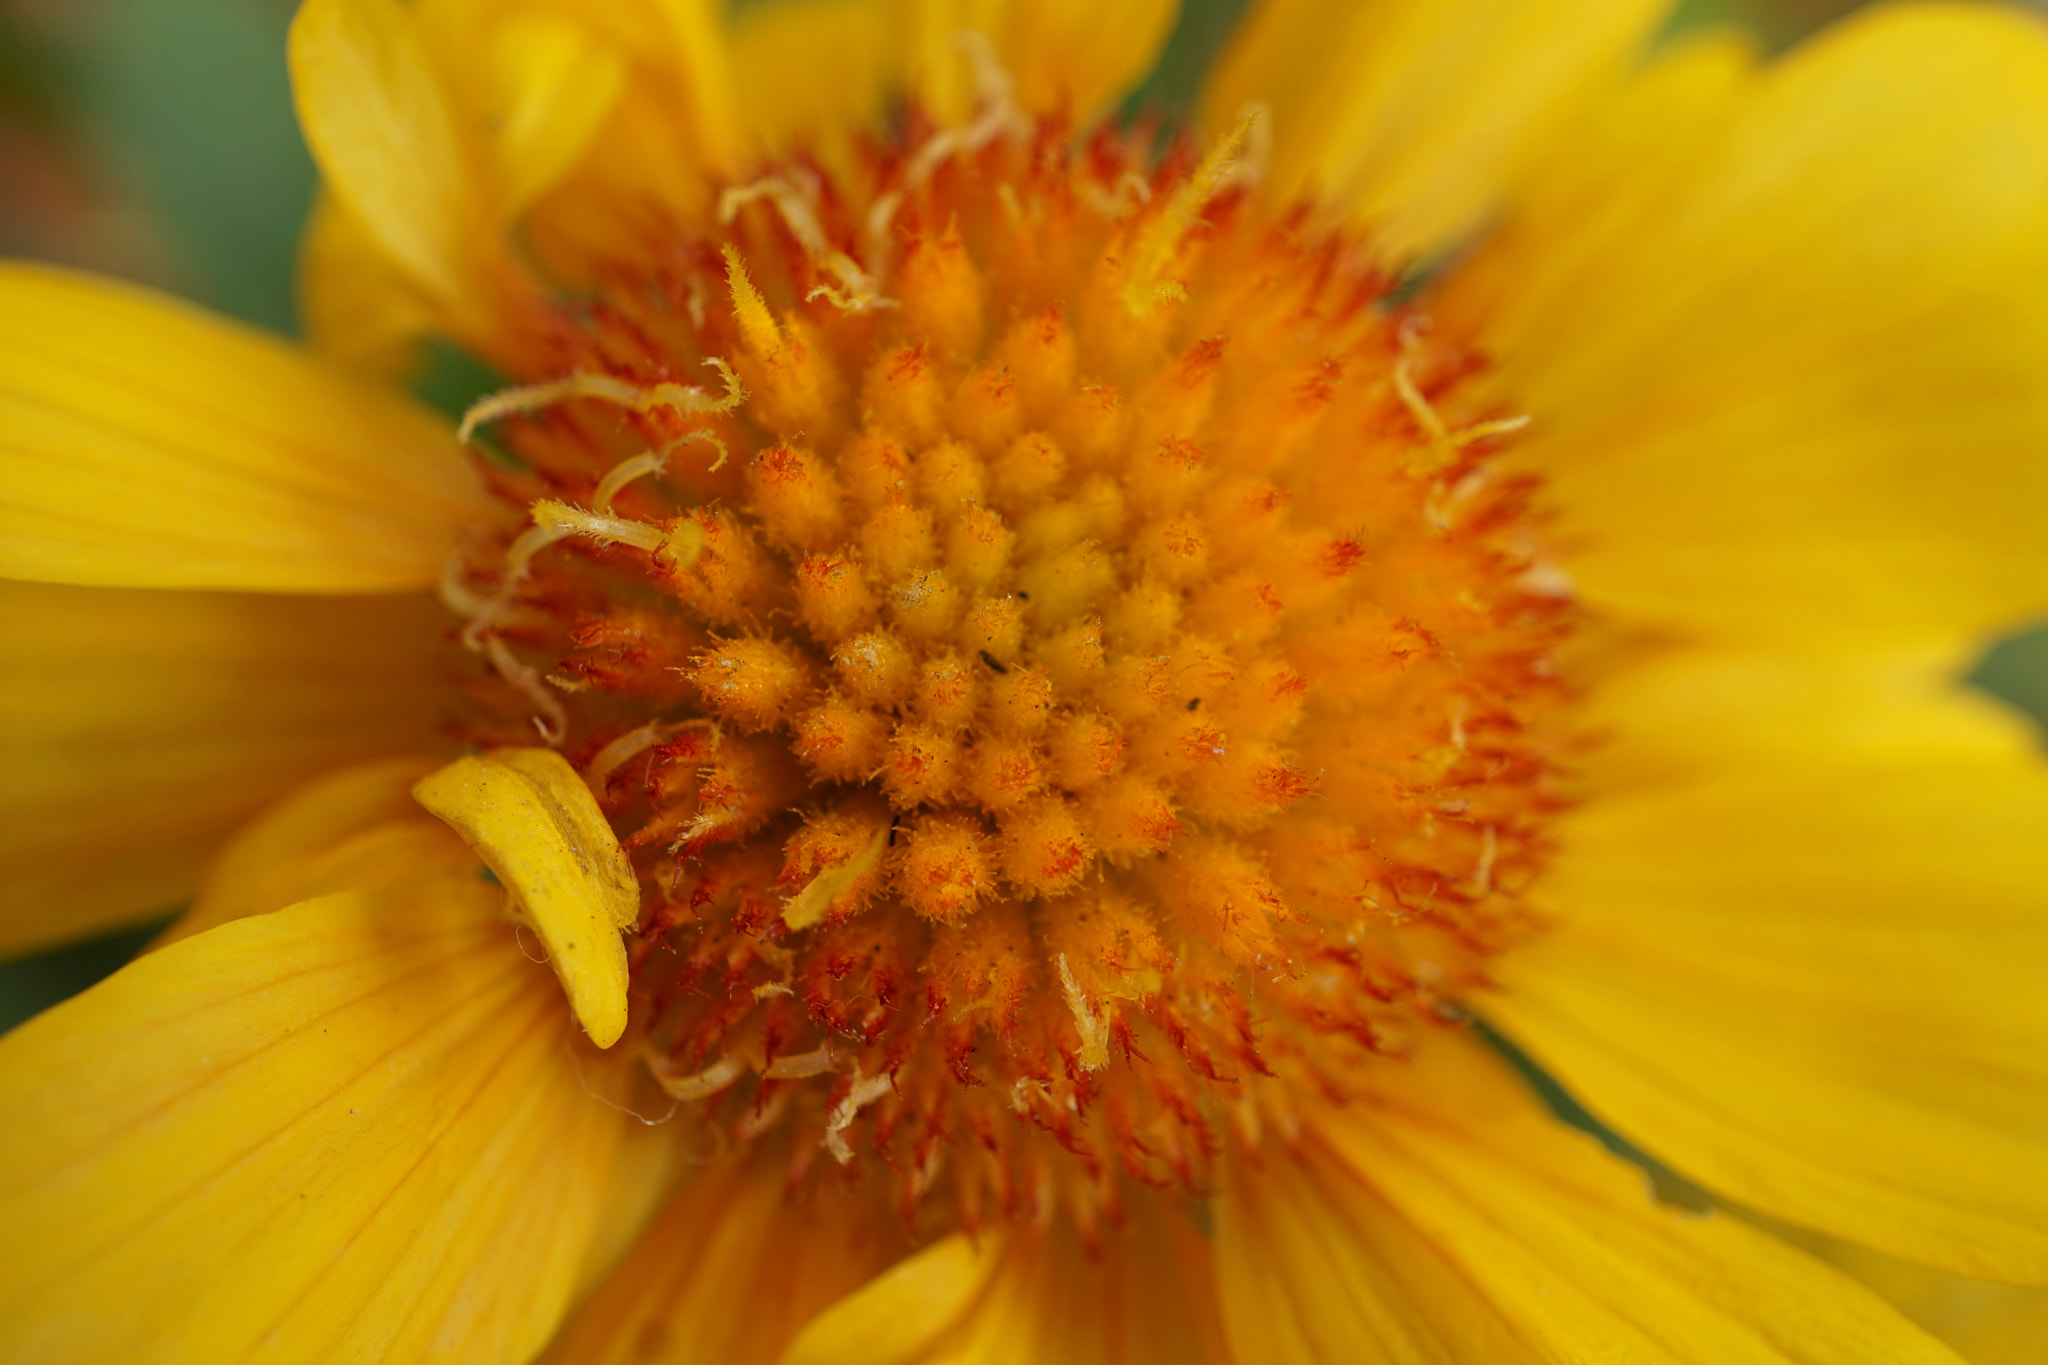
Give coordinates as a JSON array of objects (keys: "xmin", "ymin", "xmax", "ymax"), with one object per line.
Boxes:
[{"xmin": 444, "ymin": 111, "xmax": 1574, "ymax": 1230}]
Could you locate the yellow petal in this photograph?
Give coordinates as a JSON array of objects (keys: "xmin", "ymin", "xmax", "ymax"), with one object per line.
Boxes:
[
  {"xmin": 1491, "ymin": 651, "xmax": 2048, "ymax": 1280},
  {"xmin": 659, "ymin": 0, "xmax": 748, "ymax": 175},
  {"xmin": 298, "ymin": 192, "xmax": 436, "ymax": 377},
  {"xmin": 778, "ymin": 1233, "xmax": 1003, "ymax": 1365},
  {"xmin": 0, "ymin": 261, "xmax": 488, "ymax": 591},
  {"xmin": 1200, "ymin": 0, "xmax": 1670, "ymax": 262},
  {"xmin": 290, "ymin": 0, "xmax": 498, "ymax": 318},
  {"xmin": 1443, "ymin": 5, "xmax": 2048, "ymax": 653},
  {"xmin": 0, "ymin": 580, "xmax": 446, "ymax": 956},
  {"xmin": 520, "ymin": 67, "xmax": 717, "ymax": 286},
  {"xmin": 412, "ymin": 747, "xmax": 639, "ymax": 1049},
  {"xmin": 480, "ymin": 11, "xmax": 629, "ymax": 216},
  {"xmin": 996, "ymin": 0, "xmax": 1178, "ymax": 119},
  {"xmin": 293, "ymin": 1, "xmax": 625, "ymax": 355},
  {"xmin": 732, "ymin": 0, "xmax": 899, "ymax": 158},
  {"xmin": 892, "ymin": 0, "xmax": 1177, "ymax": 124},
  {"xmin": 569, "ymin": 1097, "xmax": 691, "ymax": 1302},
  {"xmin": 779, "ymin": 1199, "xmax": 1228, "ymax": 1365},
  {"xmin": 1818, "ymin": 1235, "xmax": 2048, "ymax": 1365},
  {"xmin": 1218, "ymin": 1037, "xmax": 1962, "ymax": 1364},
  {"xmin": 0, "ymin": 873, "xmax": 625, "ymax": 1362},
  {"xmin": 542, "ymin": 1157, "xmax": 889, "ymax": 1365},
  {"xmin": 156, "ymin": 755, "xmax": 454, "ymax": 948}
]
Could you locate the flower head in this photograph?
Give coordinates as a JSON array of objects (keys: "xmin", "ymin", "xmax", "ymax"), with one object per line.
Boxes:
[
  {"xmin": 4, "ymin": 0, "xmax": 2048, "ymax": 1361},
  {"xmin": 412, "ymin": 97, "xmax": 1574, "ymax": 1216}
]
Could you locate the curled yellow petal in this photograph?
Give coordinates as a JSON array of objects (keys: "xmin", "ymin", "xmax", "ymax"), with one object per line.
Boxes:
[
  {"xmin": 412, "ymin": 747, "xmax": 638, "ymax": 1047},
  {"xmin": 777, "ymin": 1233, "xmax": 1003, "ymax": 1365}
]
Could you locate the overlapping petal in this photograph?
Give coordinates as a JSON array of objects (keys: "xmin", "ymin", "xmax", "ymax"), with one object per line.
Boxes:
[
  {"xmin": 290, "ymin": 0, "xmax": 503, "ymax": 324},
  {"xmin": 0, "ymin": 581, "xmax": 447, "ymax": 956},
  {"xmin": 160, "ymin": 756, "xmax": 451, "ymax": 948},
  {"xmin": 0, "ymin": 262, "xmax": 489, "ymax": 592},
  {"xmin": 1443, "ymin": 4, "xmax": 2048, "ymax": 656},
  {"xmin": 541, "ymin": 1157, "xmax": 889, "ymax": 1365},
  {"xmin": 298, "ymin": 193, "xmax": 439, "ymax": 376},
  {"xmin": 1493, "ymin": 649, "xmax": 2048, "ymax": 1280},
  {"xmin": 1202, "ymin": 0, "xmax": 1672, "ymax": 262},
  {"xmin": 1217, "ymin": 1038, "xmax": 1962, "ymax": 1363},
  {"xmin": 1821, "ymin": 1237, "xmax": 2048, "ymax": 1365},
  {"xmin": 731, "ymin": 0, "xmax": 901, "ymax": 158},
  {"xmin": 0, "ymin": 872, "xmax": 627, "ymax": 1363},
  {"xmin": 890, "ymin": 0, "xmax": 1178, "ymax": 122},
  {"xmin": 779, "ymin": 1234, "xmax": 1003, "ymax": 1365},
  {"xmin": 778, "ymin": 1199, "xmax": 1228, "ymax": 1365}
]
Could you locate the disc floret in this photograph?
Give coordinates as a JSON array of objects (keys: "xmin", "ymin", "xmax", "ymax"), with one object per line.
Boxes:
[{"xmin": 440, "ymin": 108, "xmax": 1570, "ymax": 1225}]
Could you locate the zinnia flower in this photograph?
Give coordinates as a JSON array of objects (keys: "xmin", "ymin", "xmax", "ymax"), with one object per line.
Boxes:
[{"xmin": 3, "ymin": 0, "xmax": 2047, "ymax": 1360}]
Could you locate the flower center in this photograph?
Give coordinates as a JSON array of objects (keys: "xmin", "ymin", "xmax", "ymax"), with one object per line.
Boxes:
[{"xmin": 440, "ymin": 110, "xmax": 1571, "ymax": 1225}]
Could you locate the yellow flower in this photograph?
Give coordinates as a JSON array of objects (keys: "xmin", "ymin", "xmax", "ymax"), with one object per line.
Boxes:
[{"xmin": 3, "ymin": 0, "xmax": 2047, "ymax": 1360}]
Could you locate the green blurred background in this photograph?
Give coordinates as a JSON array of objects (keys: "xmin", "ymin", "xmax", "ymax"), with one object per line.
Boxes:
[{"xmin": 2, "ymin": 0, "xmax": 2045, "ymax": 1029}]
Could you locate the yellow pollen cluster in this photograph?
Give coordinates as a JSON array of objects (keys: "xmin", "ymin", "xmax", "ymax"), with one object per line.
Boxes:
[{"xmin": 441, "ymin": 110, "xmax": 1571, "ymax": 1226}]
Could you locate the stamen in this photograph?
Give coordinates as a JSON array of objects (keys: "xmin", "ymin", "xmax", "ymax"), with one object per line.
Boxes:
[
  {"xmin": 823, "ymin": 1069, "xmax": 896, "ymax": 1164},
  {"xmin": 502, "ymin": 521, "xmax": 577, "ymax": 583},
  {"xmin": 723, "ymin": 244, "xmax": 784, "ymax": 361},
  {"xmin": 952, "ymin": 30, "xmax": 1029, "ymax": 151},
  {"xmin": 437, "ymin": 548, "xmax": 493, "ymax": 621},
  {"xmin": 483, "ymin": 635, "xmax": 569, "ymax": 746},
  {"xmin": 763, "ymin": 1042, "xmax": 837, "ymax": 1080},
  {"xmin": 1080, "ymin": 169, "xmax": 1154, "ymax": 220},
  {"xmin": 531, "ymin": 499, "xmax": 667, "ymax": 554},
  {"xmin": 591, "ymin": 451, "xmax": 668, "ymax": 513},
  {"xmin": 1058, "ymin": 954, "xmax": 1110, "ymax": 1071},
  {"xmin": 1394, "ymin": 317, "xmax": 1532, "ymax": 456},
  {"xmin": 586, "ymin": 721, "xmax": 678, "ymax": 793},
  {"xmin": 781, "ymin": 824, "xmax": 890, "ymax": 930},
  {"xmin": 1473, "ymin": 824, "xmax": 1498, "ymax": 898},
  {"xmin": 719, "ymin": 174, "xmax": 893, "ymax": 313},
  {"xmin": 865, "ymin": 30, "xmax": 1031, "ymax": 258},
  {"xmin": 457, "ymin": 362, "xmax": 746, "ymax": 444},
  {"xmin": 673, "ymin": 799, "xmax": 746, "ymax": 853},
  {"xmin": 457, "ymin": 521, "xmax": 575, "ymax": 650},
  {"xmin": 720, "ymin": 172, "xmax": 831, "ymax": 252},
  {"xmin": 1121, "ymin": 107, "xmax": 1261, "ymax": 316},
  {"xmin": 1234, "ymin": 100, "xmax": 1273, "ymax": 189},
  {"xmin": 652, "ymin": 1052, "xmax": 746, "ymax": 1102}
]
